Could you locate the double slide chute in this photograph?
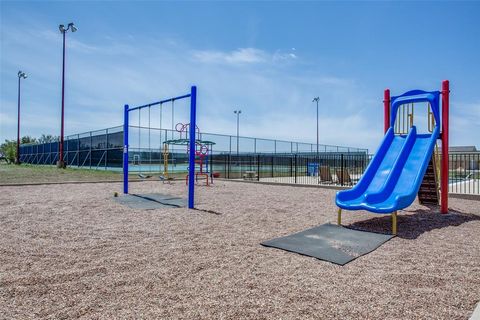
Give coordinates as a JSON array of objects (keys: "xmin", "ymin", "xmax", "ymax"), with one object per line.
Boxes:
[{"xmin": 335, "ymin": 88, "xmax": 446, "ymax": 233}]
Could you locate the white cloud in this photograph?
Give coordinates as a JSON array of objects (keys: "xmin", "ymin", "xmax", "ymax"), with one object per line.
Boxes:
[
  {"xmin": 192, "ymin": 47, "xmax": 298, "ymax": 65},
  {"xmin": 273, "ymin": 49, "xmax": 298, "ymax": 62},
  {"xmin": 192, "ymin": 47, "xmax": 267, "ymax": 64}
]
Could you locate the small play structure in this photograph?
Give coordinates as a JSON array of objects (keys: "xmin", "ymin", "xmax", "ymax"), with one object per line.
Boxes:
[
  {"xmin": 123, "ymin": 86, "xmax": 198, "ymax": 209},
  {"xmin": 162, "ymin": 122, "xmax": 215, "ymax": 185},
  {"xmin": 262, "ymin": 80, "xmax": 451, "ymax": 265},
  {"xmin": 336, "ymin": 80, "xmax": 450, "ymax": 234}
]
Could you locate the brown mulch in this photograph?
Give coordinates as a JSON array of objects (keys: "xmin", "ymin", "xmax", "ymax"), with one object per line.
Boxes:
[{"xmin": 0, "ymin": 181, "xmax": 479, "ymax": 319}]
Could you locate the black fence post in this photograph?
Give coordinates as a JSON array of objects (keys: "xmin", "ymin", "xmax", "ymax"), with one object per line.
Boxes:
[
  {"xmin": 257, "ymin": 154, "xmax": 260, "ymax": 181},
  {"xmin": 89, "ymin": 132, "xmax": 92, "ymax": 169},
  {"xmin": 224, "ymin": 154, "xmax": 227, "ymax": 178},
  {"xmin": 290, "ymin": 155, "xmax": 292, "ymax": 177},
  {"xmin": 105, "ymin": 130, "xmax": 108, "ymax": 170},
  {"xmin": 76, "ymin": 134, "xmax": 79, "ymax": 167},
  {"xmin": 210, "ymin": 152, "xmax": 214, "ymax": 181},
  {"xmin": 271, "ymin": 155, "xmax": 274, "ymax": 178},
  {"xmin": 294, "ymin": 154, "xmax": 297, "ymax": 184},
  {"xmin": 305, "ymin": 155, "xmax": 308, "ymax": 176},
  {"xmin": 341, "ymin": 153, "xmax": 344, "ymax": 186},
  {"xmin": 227, "ymin": 154, "xmax": 231, "ymax": 179}
]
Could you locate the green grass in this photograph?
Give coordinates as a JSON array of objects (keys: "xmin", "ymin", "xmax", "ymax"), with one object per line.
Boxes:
[{"xmin": 0, "ymin": 163, "xmax": 123, "ymax": 184}]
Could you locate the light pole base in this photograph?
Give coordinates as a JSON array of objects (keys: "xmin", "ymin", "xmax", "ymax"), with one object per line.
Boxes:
[{"xmin": 57, "ymin": 160, "xmax": 66, "ymax": 169}]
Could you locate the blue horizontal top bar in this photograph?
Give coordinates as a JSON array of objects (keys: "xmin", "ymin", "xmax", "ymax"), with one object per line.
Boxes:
[
  {"xmin": 390, "ymin": 89, "xmax": 441, "ymax": 129},
  {"xmin": 390, "ymin": 90, "xmax": 440, "ymax": 103},
  {"xmin": 128, "ymin": 93, "xmax": 191, "ymax": 112}
]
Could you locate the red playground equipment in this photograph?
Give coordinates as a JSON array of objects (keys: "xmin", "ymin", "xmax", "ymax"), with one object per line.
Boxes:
[
  {"xmin": 162, "ymin": 122, "xmax": 215, "ymax": 186},
  {"xmin": 186, "ymin": 143, "xmax": 210, "ymax": 186}
]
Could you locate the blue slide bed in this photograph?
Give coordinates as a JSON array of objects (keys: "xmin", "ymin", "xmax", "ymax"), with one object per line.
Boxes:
[{"xmin": 336, "ymin": 90, "xmax": 441, "ymax": 213}]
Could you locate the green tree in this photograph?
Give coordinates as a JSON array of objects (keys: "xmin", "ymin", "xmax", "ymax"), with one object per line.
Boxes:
[
  {"xmin": 0, "ymin": 136, "xmax": 40, "ymax": 164},
  {"xmin": 38, "ymin": 134, "xmax": 58, "ymax": 143},
  {"xmin": 21, "ymin": 136, "xmax": 37, "ymax": 144},
  {"xmin": 0, "ymin": 140, "xmax": 16, "ymax": 164}
]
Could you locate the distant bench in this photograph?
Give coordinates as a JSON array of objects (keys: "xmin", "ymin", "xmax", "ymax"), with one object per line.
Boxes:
[{"xmin": 243, "ymin": 171, "xmax": 258, "ymax": 180}]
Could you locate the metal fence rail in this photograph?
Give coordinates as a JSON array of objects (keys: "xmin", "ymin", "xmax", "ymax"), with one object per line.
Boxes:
[
  {"xmin": 449, "ymin": 152, "xmax": 480, "ymax": 195},
  {"xmin": 213, "ymin": 152, "xmax": 480, "ymax": 196},
  {"xmin": 214, "ymin": 152, "xmax": 480, "ymax": 195},
  {"xmin": 211, "ymin": 152, "xmax": 370, "ymax": 187}
]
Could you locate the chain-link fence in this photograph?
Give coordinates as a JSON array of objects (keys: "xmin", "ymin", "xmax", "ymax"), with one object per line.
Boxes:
[
  {"xmin": 19, "ymin": 126, "xmax": 124, "ymax": 169},
  {"xmin": 19, "ymin": 125, "xmax": 368, "ymax": 171}
]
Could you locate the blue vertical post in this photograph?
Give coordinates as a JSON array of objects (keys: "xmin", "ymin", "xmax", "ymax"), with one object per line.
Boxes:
[
  {"xmin": 123, "ymin": 104, "xmax": 129, "ymax": 194},
  {"xmin": 188, "ymin": 86, "xmax": 197, "ymax": 209}
]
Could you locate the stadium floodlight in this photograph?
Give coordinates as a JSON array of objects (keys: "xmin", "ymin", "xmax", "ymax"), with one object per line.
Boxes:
[
  {"xmin": 312, "ymin": 97, "xmax": 320, "ymax": 179},
  {"xmin": 57, "ymin": 22, "xmax": 77, "ymax": 168},
  {"xmin": 59, "ymin": 23, "xmax": 77, "ymax": 33},
  {"xmin": 18, "ymin": 71, "xmax": 27, "ymax": 79},
  {"xmin": 68, "ymin": 23, "xmax": 77, "ymax": 32}
]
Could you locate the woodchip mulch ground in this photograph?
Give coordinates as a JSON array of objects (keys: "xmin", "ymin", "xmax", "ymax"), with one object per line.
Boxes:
[{"xmin": 1, "ymin": 180, "xmax": 479, "ymax": 319}]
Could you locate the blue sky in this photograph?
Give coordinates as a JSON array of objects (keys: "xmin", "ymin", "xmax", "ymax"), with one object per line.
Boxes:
[{"xmin": 1, "ymin": 1, "xmax": 479, "ymax": 152}]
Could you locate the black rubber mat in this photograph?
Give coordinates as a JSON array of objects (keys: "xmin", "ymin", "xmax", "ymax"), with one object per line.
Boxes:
[
  {"xmin": 114, "ymin": 193, "xmax": 187, "ymax": 209},
  {"xmin": 261, "ymin": 223, "xmax": 394, "ymax": 265}
]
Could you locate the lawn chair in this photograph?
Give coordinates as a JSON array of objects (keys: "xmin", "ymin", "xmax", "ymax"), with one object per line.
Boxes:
[
  {"xmin": 336, "ymin": 168, "xmax": 352, "ymax": 186},
  {"xmin": 159, "ymin": 175, "xmax": 174, "ymax": 184},
  {"xmin": 319, "ymin": 166, "xmax": 334, "ymax": 184}
]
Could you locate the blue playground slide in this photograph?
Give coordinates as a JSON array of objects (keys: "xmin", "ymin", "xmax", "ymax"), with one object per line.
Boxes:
[{"xmin": 336, "ymin": 90, "xmax": 441, "ymax": 213}]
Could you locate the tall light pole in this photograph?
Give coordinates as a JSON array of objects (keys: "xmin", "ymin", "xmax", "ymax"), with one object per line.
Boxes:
[
  {"xmin": 312, "ymin": 97, "xmax": 319, "ymax": 162},
  {"xmin": 16, "ymin": 71, "xmax": 27, "ymax": 165},
  {"xmin": 57, "ymin": 22, "xmax": 77, "ymax": 168},
  {"xmin": 312, "ymin": 97, "xmax": 320, "ymax": 179},
  {"xmin": 234, "ymin": 110, "xmax": 241, "ymax": 157}
]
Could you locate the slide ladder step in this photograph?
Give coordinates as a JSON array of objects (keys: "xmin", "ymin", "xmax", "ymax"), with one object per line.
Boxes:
[{"xmin": 418, "ymin": 155, "xmax": 440, "ymax": 205}]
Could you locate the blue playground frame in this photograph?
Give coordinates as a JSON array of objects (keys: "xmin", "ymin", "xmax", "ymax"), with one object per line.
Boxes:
[{"xmin": 123, "ymin": 86, "xmax": 197, "ymax": 209}]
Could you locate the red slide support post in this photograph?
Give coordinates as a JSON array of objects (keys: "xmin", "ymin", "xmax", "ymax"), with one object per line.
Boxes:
[
  {"xmin": 383, "ymin": 89, "xmax": 390, "ymax": 134},
  {"xmin": 441, "ymin": 80, "xmax": 449, "ymax": 214}
]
